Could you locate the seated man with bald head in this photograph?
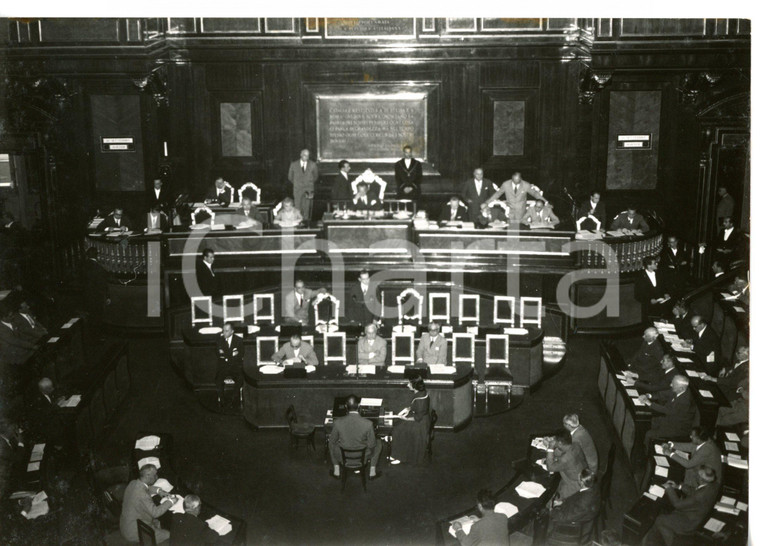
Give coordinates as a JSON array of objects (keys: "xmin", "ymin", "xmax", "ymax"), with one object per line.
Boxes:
[
  {"xmin": 627, "ymin": 327, "xmax": 664, "ymax": 383},
  {"xmin": 641, "ymin": 375, "xmax": 697, "ymax": 446},
  {"xmin": 357, "ymin": 323, "xmax": 387, "ymax": 366},
  {"xmin": 170, "ymin": 494, "xmax": 220, "ymax": 545},
  {"xmin": 120, "ymin": 464, "xmax": 174, "ymax": 543}
]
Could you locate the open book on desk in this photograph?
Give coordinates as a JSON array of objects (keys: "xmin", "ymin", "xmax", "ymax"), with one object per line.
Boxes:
[{"xmin": 206, "ymin": 515, "xmax": 233, "ymax": 536}]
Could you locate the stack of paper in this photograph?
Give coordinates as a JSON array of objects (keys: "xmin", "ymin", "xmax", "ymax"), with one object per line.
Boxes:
[
  {"xmin": 725, "ymin": 432, "xmax": 740, "ymax": 442},
  {"xmin": 649, "ymin": 484, "xmax": 666, "ymax": 498},
  {"xmin": 685, "ymin": 369, "xmax": 699, "ymax": 378},
  {"xmin": 699, "ymin": 389, "xmax": 714, "ymax": 398},
  {"xmin": 58, "ymin": 394, "xmax": 82, "ymax": 408},
  {"xmin": 531, "ymin": 437, "xmax": 548, "ymax": 450},
  {"xmin": 137, "ymin": 456, "xmax": 161, "ymax": 470},
  {"xmin": 654, "ymin": 444, "xmax": 664, "ymax": 455},
  {"xmin": 358, "ymin": 365, "xmax": 376, "ymax": 375},
  {"xmin": 387, "ymin": 365, "xmax": 406, "ymax": 374},
  {"xmin": 515, "ymin": 481, "xmax": 546, "ymax": 499},
  {"xmin": 494, "ymin": 502, "xmax": 518, "ymax": 518},
  {"xmin": 360, "ymin": 398, "xmax": 383, "ymax": 407},
  {"xmin": 206, "ymin": 515, "xmax": 233, "ymax": 536},
  {"xmin": 654, "ymin": 466, "xmax": 669, "ymax": 478},
  {"xmin": 703, "ymin": 518, "xmax": 726, "ymax": 533},
  {"xmin": 654, "ymin": 456, "xmax": 670, "ymax": 467},
  {"xmin": 154, "ymin": 478, "xmax": 173, "ymax": 493},
  {"xmin": 727, "ymin": 458, "xmax": 748, "ymax": 470},
  {"xmin": 429, "ymin": 365, "xmax": 457, "ymax": 375},
  {"xmin": 625, "ymin": 388, "xmax": 639, "ymax": 398},
  {"xmin": 23, "ymin": 491, "xmax": 49, "ymax": 520},
  {"xmin": 724, "ymin": 441, "xmax": 739, "ymax": 452},
  {"xmin": 169, "ymin": 495, "xmax": 185, "ymax": 514},
  {"xmin": 305, "ymin": 365, "xmax": 317, "ymax": 373},
  {"xmin": 30, "ymin": 444, "xmax": 45, "ymax": 462},
  {"xmin": 448, "ymin": 515, "xmax": 479, "ymax": 537},
  {"xmin": 135, "ymin": 436, "xmax": 161, "ymax": 450}
]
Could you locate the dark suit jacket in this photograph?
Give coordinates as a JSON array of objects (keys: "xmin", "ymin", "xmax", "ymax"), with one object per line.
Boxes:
[
  {"xmin": 576, "ymin": 199, "xmax": 607, "ymax": 229},
  {"xmin": 0, "ymin": 321, "xmax": 36, "ymax": 364},
  {"xmin": 147, "ymin": 188, "xmax": 171, "ymax": 211},
  {"xmin": 635, "ymin": 366, "xmax": 677, "ymax": 394},
  {"xmin": 657, "ymin": 481, "xmax": 720, "ymax": 538},
  {"xmin": 348, "ymin": 283, "xmax": 378, "ymax": 326},
  {"xmin": 438, "ymin": 204, "xmax": 468, "ymax": 222},
  {"xmin": 571, "ymin": 425, "xmax": 598, "ymax": 474},
  {"xmin": 551, "ymin": 486, "xmax": 601, "ymax": 524},
  {"xmin": 610, "ymin": 212, "xmax": 649, "ymax": 232},
  {"xmin": 628, "ymin": 340, "xmax": 665, "ymax": 383},
  {"xmin": 649, "ymin": 390, "xmax": 697, "ymax": 440},
  {"xmin": 634, "ymin": 270, "xmax": 672, "ymax": 318},
  {"xmin": 717, "ymin": 361, "xmax": 749, "ymax": 400},
  {"xmin": 216, "ymin": 334, "xmax": 244, "ymax": 370},
  {"xmin": 659, "ymin": 245, "xmax": 689, "ymax": 294},
  {"xmin": 11, "ymin": 313, "xmax": 47, "ymax": 343},
  {"xmin": 26, "ymin": 391, "xmax": 63, "ymax": 443},
  {"xmin": 691, "ymin": 326, "xmax": 721, "ymax": 376},
  {"xmin": 547, "ymin": 443, "xmax": 588, "ymax": 500},
  {"xmin": 331, "ymin": 173, "xmax": 354, "ymax": 202},
  {"xmin": 288, "ymin": 160, "xmax": 319, "ymax": 193},
  {"xmin": 196, "ymin": 261, "xmax": 220, "ymax": 297},
  {"xmin": 205, "ymin": 186, "xmax": 233, "ymax": 205},
  {"xmin": 329, "ymin": 412, "xmax": 377, "ymax": 452},
  {"xmin": 349, "ymin": 191, "xmax": 382, "ymax": 211},
  {"xmin": 143, "ymin": 212, "xmax": 169, "ymax": 231},
  {"xmin": 97, "ymin": 213, "xmax": 133, "ymax": 232},
  {"xmin": 170, "ymin": 513, "xmax": 219, "ymax": 546},
  {"xmin": 455, "ymin": 511, "xmax": 509, "ymax": 546},
  {"xmin": 394, "ymin": 158, "xmax": 423, "ymax": 199},
  {"xmin": 715, "ymin": 227, "xmax": 740, "ymax": 260},
  {"xmin": 234, "ymin": 206, "xmax": 264, "ymax": 228},
  {"xmin": 459, "ymin": 178, "xmax": 496, "ymax": 221}
]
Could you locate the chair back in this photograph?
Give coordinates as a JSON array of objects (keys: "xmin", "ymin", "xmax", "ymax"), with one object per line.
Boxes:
[
  {"xmin": 548, "ymin": 518, "xmax": 595, "ymax": 545},
  {"xmin": 285, "ymin": 405, "xmax": 297, "ymax": 427},
  {"xmin": 136, "ymin": 520, "xmax": 157, "ymax": 546},
  {"xmin": 340, "ymin": 447, "xmax": 367, "ymax": 470}
]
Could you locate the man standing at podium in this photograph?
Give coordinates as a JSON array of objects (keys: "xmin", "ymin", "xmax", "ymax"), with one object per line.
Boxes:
[
  {"xmin": 460, "ymin": 168, "xmax": 496, "ymax": 222},
  {"xmin": 288, "ymin": 149, "xmax": 319, "ymax": 221},
  {"xmin": 395, "ymin": 145, "xmax": 423, "ymax": 200},
  {"xmin": 487, "ymin": 172, "xmax": 543, "ymax": 224}
]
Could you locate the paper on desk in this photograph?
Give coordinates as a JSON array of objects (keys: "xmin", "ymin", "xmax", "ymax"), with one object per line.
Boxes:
[
  {"xmin": 625, "ymin": 389, "xmax": 639, "ymax": 397},
  {"xmin": 736, "ymin": 501, "xmax": 748, "ymax": 511},
  {"xmin": 727, "ymin": 458, "xmax": 748, "ymax": 470},
  {"xmin": 654, "ymin": 456, "xmax": 669, "ymax": 467},
  {"xmin": 733, "ymin": 306, "xmax": 745, "ymax": 313},
  {"xmin": 58, "ymin": 394, "xmax": 81, "ymax": 408},
  {"xmin": 360, "ymin": 398, "xmax": 383, "ymax": 407},
  {"xmin": 685, "ymin": 369, "xmax": 699, "ymax": 378},
  {"xmin": 648, "ymin": 484, "xmax": 665, "ymax": 498},
  {"xmin": 715, "ymin": 503, "xmax": 740, "ymax": 516},
  {"xmin": 154, "ymin": 478, "xmax": 173, "ymax": 493},
  {"xmin": 135, "ymin": 435, "xmax": 161, "ymax": 450},
  {"xmin": 305, "ymin": 365, "xmax": 317, "ymax": 373},
  {"xmin": 467, "ymin": 326, "xmax": 479, "ymax": 335},
  {"xmin": 725, "ymin": 432, "xmax": 740, "ymax": 442},
  {"xmin": 429, "ymin": 365, "xmax": 457, "ymax": 375},
  {"xmin": 515, "ymin": 481, "xmax": 546, "ymax": 499},
  {"xmin": 358, "ymin": 365, "xmax": 376, "ymax": 375},
  {"xmin": 724, "ymin": 441, "xmax": 739, "ymax": 451},
  {"xmin": 27, "ymin": 461, "xmax": 40, "ymax": 472},
  {"xmin": 654, "ymin": 444, "xmax": 664, "ymax": 455},
  {"xmin": 531, "ymin": 437, "xmax": 548, "ymax": 451},
  {"xmin": 632, "ymin": 398, "xmax": 647, "ymax": 407},
  {"xmin": 615, "ymin": 374, "xmax": 626, "ymax": 380},
  {"xmin": 23, "ymin": 492, "xmax": 49, "ymax": 519},
  {"xmin": 643, "ymin": 492, "xmax": 658, "ymax": 501},
  {"xmin": 387, "ymin": 365, "xmax": 406, "ymax": 374},
  {"xmin": 169, "ymin": 495, "xmax": 185, "ymax": 514},
  {"xmin": 137, "ymin": 456, "xmax": 161, "ymax": 470},
  {"xmin": 206, "ymin": 515, "xmax": 233, "ymax": 536},
  {"xmin": 719, "ymin": 496, "xmax": 735, "ymax": 506},
  {"xmin": 704, "ymin": 518, "xmax": 725, "ymax": 533},
  {"xmin": 654, "ymin": 466, "xmax": 669, "ymax": 478},
  {"xmin": 47, "ymin": 337, "xmax": 59, "ymax": 343},
  {"xmin": 30, "ymin": 444, "xmax": 45, "ymax": 462},
  {"xmin": 494, "ymin": 502, "xmax": 519, "ymax": 518},
  {"xmin": 699, "ymin": 389, "xmax": 714, "ymax": 398},
  {"xmin": 448, "ymin": 515, "xmax": 479, "ymax": 537},
  {"xmin": 676, "ymin": 357, "xmax": 693, "ymax": 363}
]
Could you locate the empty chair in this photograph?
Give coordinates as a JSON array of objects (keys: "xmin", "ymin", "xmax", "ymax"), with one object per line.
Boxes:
[
  {"xmin": 285, "ymin": 405, "xmax": 316, "ymax": 451},
  {"xmin": 339, "ymin": 447, "xmax": 369, "ymax": 492}
]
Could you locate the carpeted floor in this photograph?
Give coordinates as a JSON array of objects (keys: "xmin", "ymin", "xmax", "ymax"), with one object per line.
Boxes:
[{"xmin": 90, "ymin": 333, "xmax": 643, "ymax": 545}]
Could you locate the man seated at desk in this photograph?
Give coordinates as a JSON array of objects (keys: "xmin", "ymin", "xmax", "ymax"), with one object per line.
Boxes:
[
  {"xmin": 234, "ymin": 196, "xmax": 264, "ymax": 231},
  {"xmin": 272, "ymin": 333, "xmax": 318, "ymax": 366},
  {"xmin": 645, "ymin": 466, "xmax": 720, "ymax": 546},
  {"xmin": 548, "ymin": 469, "xmax": 600, "ymax": 527},
  {"xmin": 273, "ymin": 198, "xmax": 303, "ymax": 228},
  {"xmin": 120, "ymin": 463, "xmax": 175, "ymax": 543},
  {"xmin": 97, "ymin": 206, "xmax": 132, "ymax": 233},
  {"xmin": 283, "ymin": 279, "xmax": 324, "ymax": 325},
  {"xmin": 357, "ymin": 323, "xmax": 387, "ymax": 366},
  {"xmin": 416, "ymin": 322, "xmax": 447, "ymax": 366},
  {"xmin": 575, "ymin": 190, "xmax": 606, "ymax": 232},
  {"xmin": 521, "ymin": 198, "xmax": 559, "ymax": 228},
  {"xmin": 438, "ymin": 195, "xmax": 468, "ymax": 223},
  {"xmin": 12, "ymin": 297, "xmax": 48, "ymax": 343},
  {"xmin": 625, "ymin": 354, "xmax": 678, "ymax": 395},
  {"xmin": 475, "ymin": 202, "xmax": 508, "ymax": 229},
  {"xmin": 661, "ymin": 426, "xmax": 722, "ymax": 490},
  {"xmin": 626, "ymin": 327, "xmax": 665, "ymax": 383},
  {"xmin": 205, "ymin": 176, "xmax": 233, "ymax": 206},
  {"xmin": 144, "ymin": 205, "xmax": 169, "ymax": 233},
  {"xmin": 452, "ymin": 489, "xmax": 509, "ymax": 546},
  {"xmin": 170, "ymin": 494, "xmax": 220, "ymax": 546},
  {"xmin": 640, "ymin": 375, "xmax": 696, "ymax": 446},
  {"xmin": 545, "ymin": 430, "xmax": 588, "ymax": 502},
  {"xmin": 609, "ymin": 206, "xmax": 650, "ymax": 233},
  {"xmin": 329, "ymin": 394, "xmax": 382, "ymax": 479},
  {"xmin": 349, "ymin": 181, "xmax": 382, "ymax": 212}
]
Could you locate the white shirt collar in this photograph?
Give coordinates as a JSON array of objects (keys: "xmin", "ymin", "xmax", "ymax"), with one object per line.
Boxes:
[
  {"xmin": 404, "ymin": 158, "xmax": 412, "ymax": 166},
  {"xmin": 724, "ymin": 227, "xmax": 734, "ymax": 238},
  {"xmin": 1, "ymin": 321, "xmax": 13, "ymax": 329}
]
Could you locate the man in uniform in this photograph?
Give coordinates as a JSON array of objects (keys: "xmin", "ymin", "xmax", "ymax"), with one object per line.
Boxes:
[
  {"xmin": 459, "ymin": 168, "xmax": 496, "ymax": 222},
  {"xmin": 394, "ymin": 146, "xmax": 423, "ymax": 200}
]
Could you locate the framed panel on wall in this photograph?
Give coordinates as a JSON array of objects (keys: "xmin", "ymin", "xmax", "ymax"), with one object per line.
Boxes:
[
  {"xmin": 211, "ymin": 93, "xmax": 264, "ymax": 163},
  {"xmin": 481, "ymin": 89, "xmax": 538, "ymax": 170}
]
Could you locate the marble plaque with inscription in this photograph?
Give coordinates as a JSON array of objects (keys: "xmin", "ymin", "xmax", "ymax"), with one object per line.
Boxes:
[
  {"xmin": 316, "ymin": 94, "xmax": 427, "ymax": 162},
  {"xmin": 325, "ymin": 18, "xmax": 416, "ymax": 38}
]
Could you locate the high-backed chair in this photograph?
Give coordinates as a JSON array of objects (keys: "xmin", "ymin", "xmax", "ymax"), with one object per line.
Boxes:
[
  {"xmin": 237, "ymin": 182, "xmax": 262, "ymax": 204},
  {"xmin": 396, "ymin": 288, "xmax": 423, "ymax": 329},
  {"xmin": 391, "ymin": 332, "xmax": 415, "ymax": 365},
  {"xmin": 136, "ymin": 520, "xmax": 157, "ymax": 546},
  {"xmin": 253, "ymin": 294, "xmax": 275, "ymax": 325},
  {"xmin": 222, "ymin": 295, "xmax": 245, "ymax": 324},
  {"xmin": 339, "ymin": 447, "xmax": 369, "ymax": 492},
  {"xmin": 256, "ymin": 336, "xmax": 279, "ymax": 365},
  {"xmin": 458, "ymin": 294, "xmax": 480, "ymax": 325},
  {"xmin": 452, "ymin": 333, "xmax": 475, "ymax": 367},
  {"xmin": 191, "ymin": 296, "xmax": 213, "ymax": 326},
  {"xmin": 190, "ymin": 205, "xmax": 215, "ymax": 227},
  {"xmin": 520, "ymin": 296, "xmax": 542, "ymax": 328},
  {"xmin": 324, "ymin": 332, "xmax": 347, "ymax": 363},
  {"xmin": 493, "ymin": 296, "xmax": 516, "ymax": 326},
  {"xmin": 286, "ymin": 404, "xmax": 316, "ymax": 451},
  {"xmin": 428, "ymin": 293, "xmax": 451, "ymax": 324},
  {"xmin": 485, "ymin": 334, "xmax": 509, "ymax": 369}
]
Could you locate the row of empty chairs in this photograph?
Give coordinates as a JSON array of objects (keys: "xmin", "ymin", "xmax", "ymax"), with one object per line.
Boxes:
[{"xmin": 191, "ymin": 293, "xmax": 543, "ymax": 328}]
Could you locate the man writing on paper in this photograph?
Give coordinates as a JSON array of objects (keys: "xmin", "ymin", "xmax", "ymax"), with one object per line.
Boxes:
[
  {"xmin": 416, "ymin": 322, "xmax": 448, "ymax": 366},
  {"xmin": 170, "ymin": 494, "xmax": 220, "ymax": 545},
  {"xmin": 357, "ymin": 324, "xmax": 387, "ymax": 366},
  {"xmin": 272, "ymin": 333, "xmax": 319, "ymax": 367},
  {"xmin": 452, "ymin": 489, "xmax": 509, "ymax": 546},
  {"xmin": 521, "ymin": 198, "xmax": 559, "ymax": 229},
  {"xmin": 329, "ymin": 395, "xmax": 382, "ymax": 480}
]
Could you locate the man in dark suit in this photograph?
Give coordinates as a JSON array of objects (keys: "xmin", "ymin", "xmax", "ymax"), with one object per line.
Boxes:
[
  {"xmin": 195, "ymin": 249, "xmax": 220, "ymax": 298},
  {"xmin": 120, "ymin": 464, "xmax": 173, "ymax": 543},
  {"xmin": 329, "ymin": 395, "xmax": 381, "ymax": 479},
  {"xmin": 394, "ymin": 145, "xmax": 423, "ymax": 200},
  {"xmin": 349, "ymin": 182, "xmax": 382, "ymax": 212},
  {"xmin": 663, "ymin": 426, "xmax": 722, "ymax": 489},
  {"xmin": 234, "ymin": 197, "xmax": 263, "ymax": 231},
  {"xmin": 642, "ymin": 375, "xmax": 697, "ymax": 446},
  {"xmin": 170, "ymin": 494, "xmax": 219, "ymax": 546},
  {"xmin": 715, "ymin": 217, "xmax": 740, "ymax": 262},
  {"xmin": 546, "ymin": 430, "xmax": 588, "ymax": 501},
  {"xmin": 647, "ymin": 466, "xmax": 720, "ymax": 546},
  {"xmin": 609, "ymin": 206, "xmax": 650, "ymax": 232},
  {"xmin": 11, "ymin": 298, "xmax": 47, "ymax": 343},
  {"xmin": 575, "ymin": 190, "xmax": 606, "ymax": 231},
  {"xmin": 0, "ymin": 303, "xmax": 36, "ymax": 365},
  {"xmin": 144, "ymin": 205, "xmax": 170, "ymax": 232},
  {"xmin": 215, "ymin": 322, "xmax": 244, "ymax": 408},
  {"xmin": 670, "ymin": 303, "xmax": 694, "ymax": 341},
  {"xmin": 26, "ymin": 377, "xmax": 66, "ymax": 445},
  {"xmin": 453, "ymin": 489, "xmax": 509, "ymax": 546},
  {"xmin": 712, "ymin": 346, "xmax": 749, "ymax": 400},
  {"xmin": 459, "ymin": 168, "xmax": 496, "ymax": 222},
  {"xmin": 629, "ymin": 354, "xmax": 678, "ymax": 394},
  {"xmin": 287, "ymin": 149, "xmax": 319, "ymax": 220},
  {"xmin": 563, "ymin": 414, "xmax": 598, "ymax": 474},
  {"xmin": 549, "ymin": 469, "xmax": 600, "ymax": 525},
  {"xmin": 438, "ymin": 196, "xmax": 468, "ymax": 222},
  {"xmin": 348, "ymin": 269, "xmax": 379, "ymax": 326},
  {"xmin": 331, "ymin": 160, "xmax": 354, "ymax": 202},
  {"xmin": 82, "ymin": 247, "xmax": 110, "ymax": 340},
  {"xmin": 97, "ymin": 207, "xmax": 133, "ymax": 233},
  {"xmin": 147, "ymin": 179, "xmax": 170, "ymax": 212},
  {"xmin": 626, "ymin": 328, "xmax": 665, "ymax": 383},
  {"xmin": 689, "ymin": 315, "xmax": 721, "ymax": 376},
  {"xmin": 659, "ymin": 236, "xmax": 689, "ymax": 295},
  {"xmin": 635, "ymin": 257, "xmax": 672, "ymax": 319},
  {"xmin": 205, "ymin": 176, "xmax": 233, "ymax": 206}
]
